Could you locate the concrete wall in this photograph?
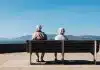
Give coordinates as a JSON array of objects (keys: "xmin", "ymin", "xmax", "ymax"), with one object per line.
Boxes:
[{"xmin": 0, "ymin": 43, "xmax": 26, "ymax": 53}]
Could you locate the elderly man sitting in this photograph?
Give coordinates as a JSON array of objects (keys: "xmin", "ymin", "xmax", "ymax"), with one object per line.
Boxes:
[
  {"xmin": 32, "ymin": 25, "xmax": 47, "ymax": 62},
  {"xmin": 54, "ymin": 28, "xmax": 68, "ymax": 61}
]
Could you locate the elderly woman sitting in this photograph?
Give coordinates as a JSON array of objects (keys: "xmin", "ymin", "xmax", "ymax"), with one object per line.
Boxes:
[
  {"xmin": 54, "ymin": 28, "xmax": 68, "ymax": 61},
  {"xmin": 32, "ymin": 25, "xmax": 47, "ymax": 62}
]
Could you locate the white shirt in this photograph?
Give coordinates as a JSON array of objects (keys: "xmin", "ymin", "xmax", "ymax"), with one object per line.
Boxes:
[{"xmin": 55, "ymin": 35, "xmax": 67, "ymax": 40}]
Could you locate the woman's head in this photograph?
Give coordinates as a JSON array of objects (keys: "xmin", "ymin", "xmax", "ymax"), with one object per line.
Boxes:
[
  {"xmin": 58, "ymin": 28, "xmax": 65, "ymax": 35},
  {"xmin": 36, "ymin": 25, "xmax": 42, "ymax": 31}
]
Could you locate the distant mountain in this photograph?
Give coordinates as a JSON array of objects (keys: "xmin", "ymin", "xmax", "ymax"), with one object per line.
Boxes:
[
  {"xmin": 15, "ymin": 35, "xmax": 32, "ymax": 40},
  {"xmin": 79, "ymin": 35, "xmax": 100, "ymax": 40},
  {"xmin": 0, "ymin": 38, "xmax": 9, "ymax": 40},
  {"xmin": 68, "ymin": 35, "xmax": 100, "ymax": 40},
  {"xmin": 14, "ymin": 34, "xmax": 56, "ymax": 40},
  {"xmin": 1, "ymin": 34, "xmax": 100, "ymax": 44},
  {"xmin": 14, "ymin": 34, "xmax": 100, "ymax": 41}
]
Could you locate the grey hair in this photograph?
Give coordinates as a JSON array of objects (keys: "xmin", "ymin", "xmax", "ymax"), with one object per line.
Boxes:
[
  {"xmin": 36, "ymin": 25, "xmax": 42, "ymax": 30},
  {"xmin": 58, "ymin": 28, "xmax": 65, "ymax": 34}
]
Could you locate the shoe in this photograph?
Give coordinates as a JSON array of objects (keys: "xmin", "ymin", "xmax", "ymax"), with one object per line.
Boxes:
[
  {"xmin": 61, "ymin": 58, "xmax": 64, "ymax": 61},
  {"xmin": 55, "ymin": 58, "xmax": 58, "ymax": 61},
  {"xmin": 41, "ymin": 59, "xmax": 45, "ymax": 62}
]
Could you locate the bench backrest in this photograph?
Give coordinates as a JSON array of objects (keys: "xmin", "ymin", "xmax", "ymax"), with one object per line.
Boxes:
[
  {"xmin": 64, "ymin": 40, "xmax": 94, "ymax": 52},
  {"xmin": 26, "ymin": 40, "xmax": 100, "ymax": 53},
  {"xmin": 30, "ymin": 40, "xmax": 62, "ymax": 52}
]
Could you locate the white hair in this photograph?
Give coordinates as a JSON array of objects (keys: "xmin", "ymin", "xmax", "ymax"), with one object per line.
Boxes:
[
  {"xmin": 58, "ymin": 28, "xmax": 65, "ymax": 35},
  {"xmin": 36, "ymin": 25, "xmax": 42, "ymax": 30}
]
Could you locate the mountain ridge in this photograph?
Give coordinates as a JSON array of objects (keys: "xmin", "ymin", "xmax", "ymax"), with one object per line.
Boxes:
[{"xmin": 14, "ymin": 34, "xmax": 100, "ymax": 40}]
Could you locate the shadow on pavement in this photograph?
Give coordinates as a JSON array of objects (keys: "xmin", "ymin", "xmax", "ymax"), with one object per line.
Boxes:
[{"xmin": 30, "ymin": 60, "xmax": 100, "ymax": 65}]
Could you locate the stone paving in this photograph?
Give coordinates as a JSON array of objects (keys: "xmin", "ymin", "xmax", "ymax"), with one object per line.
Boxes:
[{"xmin": 0, "ymin": 52, "xmax": 100, "ymax": 70}]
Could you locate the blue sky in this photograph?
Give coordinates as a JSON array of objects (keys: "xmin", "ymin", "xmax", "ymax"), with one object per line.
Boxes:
[{"xmin": 0, "ymin": 0, "xmax": 100, "ymax": 38}]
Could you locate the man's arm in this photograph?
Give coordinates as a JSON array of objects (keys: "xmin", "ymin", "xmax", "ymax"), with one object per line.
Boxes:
[
  {"xmin": 44, "ymin": 33, "xmax": 47, "ymax": 40},
  {"xmin": 42, "ymin": 32, "xmax": 47, "ymax": 40},
  {"xmin": 55, "ymin": 36, "xmax": 59, "ymax": 40}
]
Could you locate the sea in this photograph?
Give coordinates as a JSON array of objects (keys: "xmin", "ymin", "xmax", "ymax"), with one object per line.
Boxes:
[{"xmin": 0, "ymin": 40, "xmax": 25, "ymax": 44}]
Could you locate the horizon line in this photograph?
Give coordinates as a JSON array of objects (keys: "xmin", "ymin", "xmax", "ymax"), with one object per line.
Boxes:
[{"xmin": 0, "ymin": 34, "xmax": 100, "ymax": 39}]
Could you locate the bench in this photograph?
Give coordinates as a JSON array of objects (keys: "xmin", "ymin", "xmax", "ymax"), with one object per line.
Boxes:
[{"xmin": 26, "ymin": 40, "xmax": 100, "ymax": 64}]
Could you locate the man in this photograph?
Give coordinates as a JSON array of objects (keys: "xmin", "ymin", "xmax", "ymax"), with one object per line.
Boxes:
[
  {"xmin": 32, "ymin": 25, "xmax": 47, "ymax": 62},
  {"xmin": 54, "ymin": 28, "xmax": 68, "ymax": 61}
]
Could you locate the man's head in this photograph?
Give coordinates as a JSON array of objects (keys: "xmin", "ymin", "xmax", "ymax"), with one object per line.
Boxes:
[
  {"xmin": 58, "ymin": 28, "xmax": 65, "ymax": 35},
  {"xmin": 36, "ymin": 25, "xmax": 42, "ymax": 31}
]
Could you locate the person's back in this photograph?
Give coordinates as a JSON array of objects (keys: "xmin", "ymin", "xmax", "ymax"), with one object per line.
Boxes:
[
  {"xmin": 32, "ymin": 25, "xmax": 47, "ymax": 62},
  {"xmin": 55, "ymin": 28, "xmax": 68, "ymax": 40},
  {"xmin": 54, "ymin": 28, "xmax": 68, "ymax": 61},
  {"xmin": 32, "ymin": 31, "xmax": 47, "ymax": 40}
]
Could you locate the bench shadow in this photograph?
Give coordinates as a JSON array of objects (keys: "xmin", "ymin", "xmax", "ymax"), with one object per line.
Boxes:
[{"xmin": 30, "ymin": 60, "xmax": 100, "ymax": 65}]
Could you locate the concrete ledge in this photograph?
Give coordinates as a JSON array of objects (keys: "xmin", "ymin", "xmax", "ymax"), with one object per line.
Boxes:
[{"xmin": 0, "ymin": 44, "xmax": 26, "ymax": 53}]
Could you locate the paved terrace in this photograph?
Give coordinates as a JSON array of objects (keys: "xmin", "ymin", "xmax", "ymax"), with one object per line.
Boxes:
[{"xmin": 0, "ymin": 52, "xmax": 100, "ymax": 70}]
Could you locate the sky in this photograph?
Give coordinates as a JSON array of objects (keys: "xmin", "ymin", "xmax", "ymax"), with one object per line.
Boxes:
[{"xmin": 0, "ymin": 0, "xmax": 100, "ymax": 38}]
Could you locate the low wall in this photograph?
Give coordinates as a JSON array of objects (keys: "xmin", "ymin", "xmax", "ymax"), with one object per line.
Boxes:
[{"xmin": 0, "ymin": 43, "xmax": 26, "ymax": 53}]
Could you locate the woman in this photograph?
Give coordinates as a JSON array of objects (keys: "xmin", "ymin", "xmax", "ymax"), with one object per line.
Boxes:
[{"xmin": 54, "ymin": 28, "xmax": 68, "ymax": 61}]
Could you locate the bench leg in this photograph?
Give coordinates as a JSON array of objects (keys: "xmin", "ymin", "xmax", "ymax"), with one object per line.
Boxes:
[
  {"xmin": 93, "ymin": 53, "xmax": 96, "ymax": 64},
  {"xmin": 62, "ymin": 40, "xmax": 64, "ymax": 64},
  {"xmin": 94, "ymin": 40, "xmax": 97, "ymax": 64},
  {"xmin": 30, "ymin": 52, "xmax": 32, "ymax": 65},
  {"xmin": 94, "ymin": 58, "xmax": 96, "ymax": 64},
  {"xmin": 54, "ymin": 52, "xmax": 57, "ymax": 61},
  {"xmin": 61, "ymin": 53, "xmax": 64, "ymax": 64}
]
